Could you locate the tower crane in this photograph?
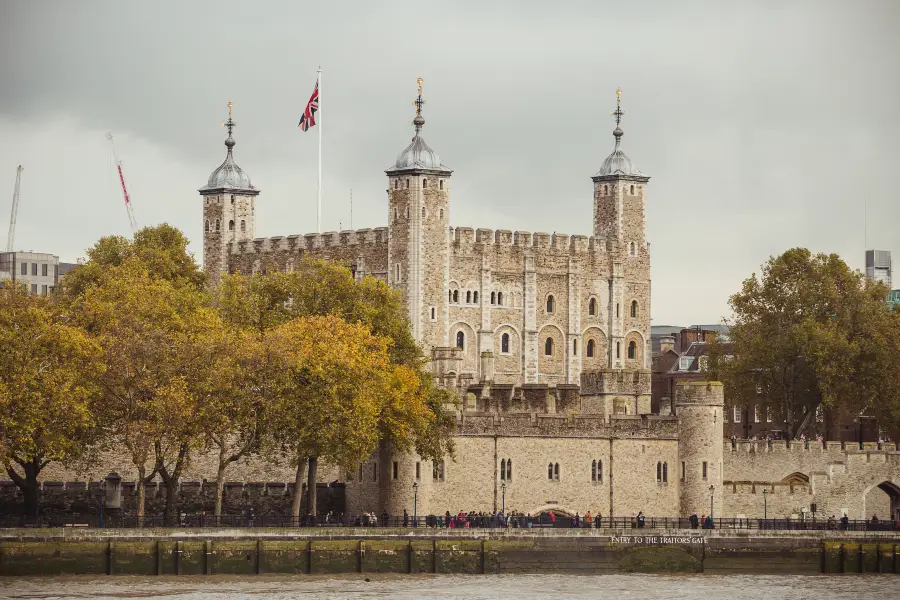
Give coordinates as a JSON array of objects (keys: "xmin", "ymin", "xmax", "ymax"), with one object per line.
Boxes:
[
  {"xmin": 6, "ymin": 165, "xmax": 22, "ymax": 253},
  {"xmin": 106, "ymin": 132, "xmax": 138, "ymax": 233}
]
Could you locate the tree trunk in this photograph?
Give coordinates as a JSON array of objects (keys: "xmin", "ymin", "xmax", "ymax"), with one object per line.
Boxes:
[
  {"xmin": 156, "ymin": 441, "xmax": 189, "ymax": 527},
  {"xmin": 290, "ymin": 457, "xmax": 307, "ymax": 521},
  {"xmin": 306, "ymin": 455, "xmax": 319, "ymax": 519},
  {"xmin": 163, "ymin": 481, "xmax": 178, "ymax": 526},
  {"xmin": 136, "ymin": 466, "xmax": 147, "ymax": 521},
  {"xmin": 7, "ymin": 457, "xmax": 42, "ymax": 517},
  {"xmin": 214, "ymin": 462, "xmax": 227, "ymax": 519}
]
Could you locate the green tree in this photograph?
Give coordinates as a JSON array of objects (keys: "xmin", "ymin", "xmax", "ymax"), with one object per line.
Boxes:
[
  {"xmin": 0, "ymin": 284, "xmax": 104, "ymax": 516},
  {"xmin": 723, "ymin": 248, "xmax": 900, "ymax": 438}
]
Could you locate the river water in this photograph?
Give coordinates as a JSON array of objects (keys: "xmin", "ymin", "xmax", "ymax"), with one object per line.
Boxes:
[{"xmin": 0, "ymin": 575, "xmax": 894, "ymax": 599}]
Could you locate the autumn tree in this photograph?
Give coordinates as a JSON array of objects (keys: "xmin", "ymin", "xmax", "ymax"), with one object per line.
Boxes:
[
  {"xmin": 62, "ymin": 223, "xmax": 204, "ymax": 300},
  {"xmin": 0, "ymin": 284, "xmax": 104, "ymax": 515},
  {"xmin": 723, "ymin": 248, "xmax": 900, "ymax": 439},
  {"xmin": 216, "ymin": 259, "xmax": 455, "ymax": 517},
  {"xmin": 265, "ymin": 315, "xmax": 422, "ymax": 518},
  {"xmin": 75, "ymin": 259, "xmax": 217, "ymax": 522}
]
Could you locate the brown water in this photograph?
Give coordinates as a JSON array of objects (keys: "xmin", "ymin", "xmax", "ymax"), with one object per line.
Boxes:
[{"xmin": 0, "ymin": 575, "xmax": 894, "ymax": 600}]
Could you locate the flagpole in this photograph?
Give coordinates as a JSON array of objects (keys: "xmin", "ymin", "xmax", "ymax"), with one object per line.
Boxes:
[{"xmin": 317, "ymin": 66, "xmax": 322, "ymax": 233}]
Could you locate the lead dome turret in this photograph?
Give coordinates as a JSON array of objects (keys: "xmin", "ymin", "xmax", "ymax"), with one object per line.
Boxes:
[{"xmin": 200, "ymin": 107, "xmax": 256, "ymax": 193}]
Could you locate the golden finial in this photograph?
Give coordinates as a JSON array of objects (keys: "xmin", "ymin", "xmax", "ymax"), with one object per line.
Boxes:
[
  {"xmin": 616, "ymin": 87, "xmax": 622, "ymax": 105},
  {"xmin": 413, "ymin": 78, "xmax": 426, "ymax": 128},
  {"xmin": 611, "ymin": 88, "xmax": 624, "ymax": 127},
  {"xmin": 228, "ymin": 100, "xmax": 233, "ymax": 119}
]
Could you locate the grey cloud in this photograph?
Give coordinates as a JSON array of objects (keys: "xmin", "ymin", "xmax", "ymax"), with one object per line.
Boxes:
[{"xmin": 1, "ymin": 0, "xmax": 898, "ymax": 325}]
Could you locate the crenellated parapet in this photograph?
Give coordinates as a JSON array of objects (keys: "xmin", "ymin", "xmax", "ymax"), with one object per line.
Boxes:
[
  {"xmin": 453, "ymin": 410, "xmax": 677, "ymax": 439},
  {"xmin": 450, "ymin": 227, "xmax": 607, "ymax": 257},
  {"xmin": 580, "ymin": 368, "xmax": 651, "ymax": 396},
  {"xmin": 225, "ymin": 227, "xmax": 391, "ymax": 280},
  {"xmin": 230, "ymin": 227, "xmax": 390, "ymax": 256}
]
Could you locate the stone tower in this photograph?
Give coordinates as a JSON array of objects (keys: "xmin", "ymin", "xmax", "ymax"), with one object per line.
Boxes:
[
  {"xmin": 200, "ymin": 102, "xmax": 259, "ymax": 284},
  {"xmin": 676, "ymin": 381, "xmax": 724, "ymax": 518},
  {"xmin": 591, "ymin": 89, "xmax": 651, "ymax": 369},
  {"xmin": 385, "ymin": 79, "xmax": 452, "ymax": 348}
]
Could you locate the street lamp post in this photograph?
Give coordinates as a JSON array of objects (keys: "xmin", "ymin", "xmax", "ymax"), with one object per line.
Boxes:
[
  {"xmin": 412, "ymin": 481, "xmax": 418, "ymax": 527},
  {"xmin": 501, "ymin": 482, "xmax": 506, "ymax": 514},
  {"xmin": 709, "ymin": 484, "xmax": 715, "ymax": 520}
]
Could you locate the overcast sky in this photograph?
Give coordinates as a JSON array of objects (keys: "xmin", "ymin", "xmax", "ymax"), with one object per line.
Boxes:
[{"xmin": 1, "ymin": 0, "xmax": 898, "ymax": 325}]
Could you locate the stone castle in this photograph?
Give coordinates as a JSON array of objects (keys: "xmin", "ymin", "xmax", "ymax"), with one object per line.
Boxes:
[{"xmin": 19, "ymin": 84, "xmax": 900, "ymax": 523}]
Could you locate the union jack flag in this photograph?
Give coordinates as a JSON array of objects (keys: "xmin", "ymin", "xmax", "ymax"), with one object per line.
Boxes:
[{"xmin": 298, "ymin": 78, "xmax": 319, "ymax": 131}]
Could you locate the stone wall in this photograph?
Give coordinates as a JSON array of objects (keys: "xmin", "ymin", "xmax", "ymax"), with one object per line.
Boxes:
[{"xmin": 0, "ymin": 480, "xmax": 344, "ymax": 518}]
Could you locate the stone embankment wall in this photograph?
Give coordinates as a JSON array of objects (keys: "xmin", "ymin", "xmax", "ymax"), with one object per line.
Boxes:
[{"xmin": 2, "ymin": 529, "xmax": 899, "ymax": 576}]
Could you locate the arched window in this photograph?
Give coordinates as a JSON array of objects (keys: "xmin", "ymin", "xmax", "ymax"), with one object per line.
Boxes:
[
  {"xmin": 603, "ymin": 185, "xmax": 608, "ymax": 194},
  {"xmin": 507, "ymin": 459, "xmax": 512, "ymax": 480},
  {"xmin": 466, "ymin": 291, "xmax": 472, "ymax": 303},
  {"xmin": 544, "ymin": 338, "xmax": 553, "ymax": 356},
  {"xmin": 501, "ymin": 333, "xmax": 510, "ymax": 353},
  {"xmin": 616, "ymin": 303, "xmax": 620, "ymax": 318},
  {"xmin": 596, "ymin": 459, "xmax": 603, "ymax": 482},
  {"xmin": 588, "ymin": 298, "xmax": 596, "ymax": 315},
  {"xmin": 657, "ymin": 462, "xmax": 662, "ymax": 482},
  {"xmin": 630, "ymin": 184, "xmax": 635, "ymax": 194},
  {"xmin": 628, "ymin": 341, "xmax": 636, "ymax": 360},
  {"xmin": 423, "ymin": 178, "xmax": 428, "ymax": 188},
  {"xmin": 456, "ymin": 331, "xmax": 465, "ymax": 349},
  {"xmin": 422, "ymin": 206, "xmax": 426, "ymax": 217},
  {"xmin": 554, "ymin": 463, "xmax": 560, "ymax": 480},
  {"xmin": 631, "ymin": 300, "xmax": 638, "ymax": 318},
  {"xmin": 205, "ymin": 220, "xmax": 210, "ymax": 232},
  {"xmin": 592, "ymin": 460, "xmax": 597, "ymax": 481},
  {"xmin": 240, "ymin": 220, "xmax": 246, "ymax": 232},
  {"xmin": 228, "ymin": 220, "xmax": 235, "ymax": 231},
  {"xmin": 473, "ymin": 291, "xmax": 478, "ymax": 303},
  {"xmin": 453, "ymin": 290, "xmax": 459, "ymax": 303},
  {"xmin": 616, "ymin": 342, "xmax": 621, "ymax": 359},
  {"xmin": 491, "ymin": 292, "xmax": 496, "ymax": 305},
  {"xmin": 215, "ymin": 219, "xmax": 220, "ymax": 232},
  {"xmin": 500, "ymin": 459, "xmax": 506, "ymax": 481},
  {"xmin": 629, "ymin": 242, "xmax": 636, "ymax": 256},
  {"xmin": 439, "ymin": 180, "xmax": 444, "ymax": 190},
  {"xmin": 546, "ymin": 295, "xmax": 554, "ymax": 313},
  {"xmin": 498, "ymin": 292, "xmax": 503, "ymax": 305},
  {"xmin": 587, "ymin": 339, "xmax": 595, "ymax": 357},
  {"xmin": 231, "ymin": 195, "xmax": 235, "ymax": 204},
  {"xmin": 430, "ymin": 307, "xmax": 435, "ymax": 320},
  {"xmin": 573, "ymin": 338, "xmax": 578, "ymax": 354},
  {"xmin": 663, "ymin": 462, "xmax": 668, "ymax": 483},
  {"xmin": 406, "ymin": 179, "xmax": 410, "ymax": 189},
  {"xmin": 548, "ymin": 463, "xmax": 554, "ymax": 480}
]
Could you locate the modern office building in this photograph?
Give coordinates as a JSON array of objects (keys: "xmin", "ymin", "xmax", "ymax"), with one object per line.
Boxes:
[
  {"xmin": 0, "ymin": 251, "xmax": 63, "ymax": 295},
  {"xmin": 866, "ymin": 249, "xmax": 892, "ymax": 290}
]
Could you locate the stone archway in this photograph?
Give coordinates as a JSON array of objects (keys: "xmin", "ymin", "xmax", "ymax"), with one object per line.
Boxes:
[{"xmin": 867, "ymin": 481, "xmax": 900, "ymax": 521}]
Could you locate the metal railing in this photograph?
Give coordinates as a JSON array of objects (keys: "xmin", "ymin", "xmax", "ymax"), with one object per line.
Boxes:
[{"xmin": 1, "ymin": 513, "xmax": 896, "ymax": 532}]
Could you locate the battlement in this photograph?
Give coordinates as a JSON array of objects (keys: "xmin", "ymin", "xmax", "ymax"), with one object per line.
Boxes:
[
  {"xmin": 454, "ymin": 410, "xmax": 677, "ymax": 438},
  {"xmin": 230, "ymin": 227, "xmax": 390, "ymax": 255},
  {"xmin": 450, "ymin": 227, "xmax": 606, "ymax": 256},
  {"xmin": 579, "ymin": 369, "xmax": 651, "ymax": 395},
  {"xmin": 726, "ymin": 439, "xmax": 899, "ymax": 456},
  {"xmin": 724, "ymin": 481, "xmax": 812, "ymax": 496}
]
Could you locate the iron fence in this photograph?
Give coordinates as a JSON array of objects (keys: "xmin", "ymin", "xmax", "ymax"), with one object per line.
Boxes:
[{"xmin": 0, "ymin": 513, "xmax": 896, "ymax": 532}]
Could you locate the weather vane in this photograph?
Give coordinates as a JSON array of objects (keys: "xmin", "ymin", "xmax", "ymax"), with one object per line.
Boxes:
[
  {"xmin": 413, "ymin": 78, "xmax": 425, "ymax": 116},
  {"xmin": 223, "ymin": 101, "xmax": 235, "ymax": 137},
  {"xmin": 612, "ymin": 88, "xmax": 624, "ymax": 127}
]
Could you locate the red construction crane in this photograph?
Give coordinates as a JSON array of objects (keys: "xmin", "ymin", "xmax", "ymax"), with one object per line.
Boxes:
[{"xmin": 106, "ymin": 131, "xmax": 138, "ymax": 234}]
